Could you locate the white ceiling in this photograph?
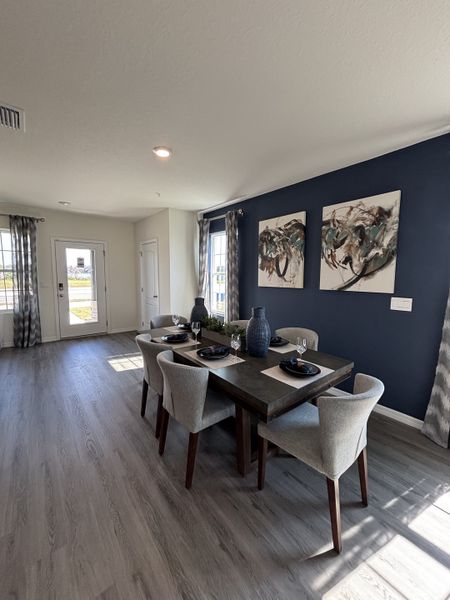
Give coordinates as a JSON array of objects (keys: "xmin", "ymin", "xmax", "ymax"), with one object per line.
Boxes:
[{"xmin": 1, "ymin": 1, "xmax": 450, "ymax": 221}]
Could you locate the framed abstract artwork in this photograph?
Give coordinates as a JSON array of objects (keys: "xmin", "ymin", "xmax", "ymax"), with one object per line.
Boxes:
[
  {"xmin": 320, "ymin": 190, "xmax": 401, "ymax": 293},
  {"xmin": 258, "ymin": 211, "xmax": 306, "ymax": 288}
]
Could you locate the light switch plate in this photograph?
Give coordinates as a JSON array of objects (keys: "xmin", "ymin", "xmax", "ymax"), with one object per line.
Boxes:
[{"xmin": 390, "ymin": 297, "xmax": 413, "ymax": 312}]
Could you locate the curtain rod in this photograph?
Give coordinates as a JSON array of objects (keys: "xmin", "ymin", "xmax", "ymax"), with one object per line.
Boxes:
[
  {"xmin": 207, "ymin": 208, "xmax": 244, "ymax": 222},
  {"xmin": 0, "ymin": 213, "xmax": 45, "ymax": 222}
]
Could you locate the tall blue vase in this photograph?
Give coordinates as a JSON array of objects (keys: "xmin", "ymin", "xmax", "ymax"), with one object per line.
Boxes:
[
  {"xmin": 246, "ymin": 307, "xmax": 271, "ymax": 357},
  {"xmin": 190, "ymin": 297, "xmax": 208, "ymax": 323}
]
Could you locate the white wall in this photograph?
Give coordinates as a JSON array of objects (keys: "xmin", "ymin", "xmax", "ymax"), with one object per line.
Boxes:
[
  {"xmin": 169, "ymin": 209, "xmax": 197, "ymax": 318},
  {"xmin": 0, "ymin": 203, "xmax": 137, "ymax": 346},
  {"xmin": 134, "ymin": 208, "xmax": 197, "ymax": 324}
]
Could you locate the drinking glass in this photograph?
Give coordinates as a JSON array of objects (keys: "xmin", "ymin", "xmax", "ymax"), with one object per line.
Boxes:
[
  {"xmin": 191, "ymin": 321, "xmax": 201, "ymax": 343},
  {"xmin": 296, "ymin": 337, "xmax": 307, "ymax": 362},
  {"xmin": 231, "ymin": 333, "xmax": 241, "ymax": 359},
  {"xmin": 172, "ymin": 314, "xmax": 180, "ymax": 327}
]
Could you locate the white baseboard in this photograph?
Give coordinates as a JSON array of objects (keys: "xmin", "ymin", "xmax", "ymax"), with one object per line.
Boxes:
[
  {"xmin": 108, "ymin": 327, "xmax": 137, "ymax": 334},
  {"xmin": 373, "ymin": 404, "xmax": 423, "ymax": 430},
  {"xmin": 1, "ymin": 335, "xmax": 59, "ymax": 348}
]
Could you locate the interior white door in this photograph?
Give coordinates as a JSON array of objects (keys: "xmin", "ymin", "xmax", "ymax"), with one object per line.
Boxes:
[
  {"xmin": 55, "ymin": 240, "xmax": 107, "ymax": 338},
  {"xmin": 140, "ymin": 241, "xmax": 159, "ymax": 329}
]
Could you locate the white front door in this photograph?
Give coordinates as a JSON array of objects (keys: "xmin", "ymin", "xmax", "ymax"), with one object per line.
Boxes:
[
  {"xmin": 139, "ymin": 241, "xmax": 159, "ymax": 329},
  {"xmin": 55, "ymin": 240, "xmax": 107, "ymax": 338}
]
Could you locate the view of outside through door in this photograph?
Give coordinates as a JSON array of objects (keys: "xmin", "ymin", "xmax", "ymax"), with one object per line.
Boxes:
[{"xmin": 66, "ymin": 248, "xmax": 98, "ymax": 324}]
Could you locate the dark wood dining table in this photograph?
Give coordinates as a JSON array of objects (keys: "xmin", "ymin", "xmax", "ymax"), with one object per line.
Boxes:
[{"xmin": 151, "ymin": 327, "xmax": 354, "ymax": 476}]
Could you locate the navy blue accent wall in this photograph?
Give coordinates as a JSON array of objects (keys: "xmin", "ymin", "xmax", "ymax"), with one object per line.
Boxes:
[{"xmin": 206, "ymin": 134, "xmax": 450, "ymax": 420}]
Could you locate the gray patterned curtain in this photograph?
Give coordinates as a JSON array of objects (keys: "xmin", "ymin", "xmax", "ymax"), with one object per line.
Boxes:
[
  {"xmin": 422, "ymin": 288, "xmax": 450, "ymax": 448},
  {"xmin": 225, "ymin": 210, "xmax": 239, "ymax": 322},
  {"xmin": 198, "ymin": 218, "xmax": 210, "ymax": 298},
  {"xmin": 10, "ymin": 216, "xmax": 42, "ymax": 348}
]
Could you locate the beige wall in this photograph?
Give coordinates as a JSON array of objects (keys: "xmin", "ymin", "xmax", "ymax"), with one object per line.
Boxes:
[
  {"xmin": 0, "ymin": 204, "xmax": 137, "ymax": 346},
  {"xmin": 134, "ymin": 209, "xmax": 171, "ymax": 314},
  {"xmin": 134, "ymin": 208, "xmax": 197, "ymax": 324}
]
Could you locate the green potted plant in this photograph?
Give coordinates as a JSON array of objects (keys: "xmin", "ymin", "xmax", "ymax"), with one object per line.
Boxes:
[{"xmin": 201, "ymin": 316, "xmax": 246, "ymax": 350}]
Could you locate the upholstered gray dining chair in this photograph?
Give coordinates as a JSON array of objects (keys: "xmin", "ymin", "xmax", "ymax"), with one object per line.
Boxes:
[
  {"xmin": 135, "ymin": 335, "xmax": 168, "ymax": 438},
  {"xmin": 257, "ymin": 373, "xmax": 384, "ymax": 553},
  {"xmin": 275, "ymin": 327, "xmax": 319, "ymax": 351},
  {"xmin": 157, "ymin": 350, "xmax": 235, "ymax": 488},
  {"xmin": 150, "ymin": 314, "xmax": 188, "ymax": 328}
]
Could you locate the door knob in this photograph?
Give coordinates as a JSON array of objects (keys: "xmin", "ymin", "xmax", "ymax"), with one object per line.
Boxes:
[{"xmin": 59, "ymin": 294, "xmax": 64, "ymax": 298}]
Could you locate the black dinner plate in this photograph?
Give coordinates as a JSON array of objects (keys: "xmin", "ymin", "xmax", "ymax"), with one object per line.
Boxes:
[
  {"xmin": 177, "ymin": 323, "xmax": 192, "ymax": 331},
  {"xmin": 270, "ymin": 336, "xmax": 289, "ymax": 347},
  {"xmin": 161, "ymin": 333, "xmax": 189, "ymax": 343},
  {"xmin": 279, "ymin": 358, "xmax": 320, "ymax": 377},
  {"xmin": 197, "ymin": 345, "xmax": 230, "ymax": 360}
]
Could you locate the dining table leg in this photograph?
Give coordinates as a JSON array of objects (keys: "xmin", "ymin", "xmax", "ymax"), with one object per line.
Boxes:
[{"xmin": 235, "ymin": 405, "xmax": 252, "ymax": 476}]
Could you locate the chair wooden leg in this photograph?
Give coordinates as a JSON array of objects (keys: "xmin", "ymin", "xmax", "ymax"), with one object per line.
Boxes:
[
  {"xmin": 357, "ymin": 447, "xmax": 368, "ymax": 506},
  {"xmin": 158, "ymin": 409, "xmax": 170, "ymax": 456},
  {"xmin": 185, "ymin": 432, "xmax": 200, "ymax": 489},
  {"xmin": 258, "ymin": 436, "xmax": 268, "ymax": 490},
  {"xmin": 326, "ymin": 477, "xmax": 342, "ymax": 554},
  {"xmin": 155, "ymin": 394, "xmax": 163, "ymax": 439},
  {"xmin": 140, "ymin": 379, "xmax": 149, "ymax": 417}
]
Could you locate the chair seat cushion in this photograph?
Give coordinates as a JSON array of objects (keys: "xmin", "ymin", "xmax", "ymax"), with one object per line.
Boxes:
[
  {"xmin": 258, "ymin": 402, "xmax": 324, "ymax": 474},
  {"xmin": 199, "ymin": 388, "xmax": 235, "ymax": 432}
]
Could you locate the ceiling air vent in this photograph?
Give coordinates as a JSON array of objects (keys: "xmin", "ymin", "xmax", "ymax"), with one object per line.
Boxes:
[{"xmin": 0, "ymin": 103, "xmax": 25, "ymax": 131}]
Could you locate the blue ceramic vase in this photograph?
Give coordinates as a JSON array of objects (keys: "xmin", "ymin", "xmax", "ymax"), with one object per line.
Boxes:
[
  {"xmin": 246, "ymin": 307, "xmax": 271, "ymax": 357},
  {"xmin": 190, "ymin": 297, "xmax": 208, "ymax": 323}
]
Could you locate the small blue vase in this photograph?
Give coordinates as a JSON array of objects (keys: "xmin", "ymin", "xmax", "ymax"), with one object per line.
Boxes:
[{"xmin": 246, "ymin": 307, "xmax": 271, "ymax": 357}]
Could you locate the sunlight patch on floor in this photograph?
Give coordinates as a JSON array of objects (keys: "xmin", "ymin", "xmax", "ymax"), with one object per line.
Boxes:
[
  {"xmin": 107, "ymin": 353, "xmax": 143, "ymax": 372},
  {"xmin": 323, "ymin": 534, "xmax": 450, "ymax": 600},
  {"xmin": 408, "ymin": 495, "xmax": 450, "ymax": 556}
]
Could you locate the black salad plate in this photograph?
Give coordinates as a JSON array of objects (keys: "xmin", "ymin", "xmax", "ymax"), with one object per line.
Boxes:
[
  {"xmin": 161, "ymin": 333, "xmax": 189, "ymax": 343},
  {"xmin": 270, "ymin": 336, "xmax": 289, "ymax": 347},
  {"xmin": 177, "ymin": 323, "xmax": 192, "ymax": 331},
  {"xmin": 197, "ymin": 345, "xmax": 230, "ymax": 360},
  {"xmin": 279, "ymin": 358, "xmax": 320, "ymax": 377}
]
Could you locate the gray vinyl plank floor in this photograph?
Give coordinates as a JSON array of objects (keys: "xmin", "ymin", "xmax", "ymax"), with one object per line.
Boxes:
[{"xmin": 0, "ymin": 333, "xmax": 449, "ymax": 599}]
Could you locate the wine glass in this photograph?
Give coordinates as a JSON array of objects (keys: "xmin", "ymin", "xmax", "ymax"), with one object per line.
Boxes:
[
  {"xmin": 172, "ymin": 314, "xmax": 180, "ymax": 327},
  {"xmin": 296, "ymin": 337, "xmax": 307, "ymax": 363},
  {"xmin": 231, "ymin": 333, "xmax": 241, "ymax": 360},
  {"xmin": 191, "ymin": 321, "xmax": 201, "ymax": 343}
]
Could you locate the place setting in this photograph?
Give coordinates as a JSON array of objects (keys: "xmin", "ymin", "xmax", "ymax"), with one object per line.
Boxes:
[
  {"xmin": 262, "ymin": 336, "xmax": 333, "ymax": 388},
  {"xmin": 268, "ymin": 335, "xmax": 297, "ymax": 354},
  {"xmin": 184, "ymin": 332, "xmax": 246, "ymax": 369},
  {"xmin": 153, "ymin": 319, "xmax": 201, "ymax": 349}
]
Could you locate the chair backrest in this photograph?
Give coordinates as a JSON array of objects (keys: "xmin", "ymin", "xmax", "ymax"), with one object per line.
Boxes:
[
  {"xmin": 157, "ymin": 351, "xmax": 209, "ymax": 433},
  {"xmin": 150, "ymin": 314, "xmax": 188, "ymax": 328},
  {"xmin": 317, "ymin": 373, "xmax": 384, "ymax": 479},
  {"xmin": 275, "ymin": 327, "xmax": 319, "ymax": 351},
  {"xmin": 229, "ymin": 320, "xmax": 249, "ymax": 330},
  {"xmin": 135, "ymin": 334, "xmax": 168, "ymax": 395}
]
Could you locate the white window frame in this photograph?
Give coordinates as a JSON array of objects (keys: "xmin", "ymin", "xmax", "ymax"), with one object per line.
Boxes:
[
  {"xmin": 0, "ymin": 228, "xmax": 15, "ymax": 313},
  {"xmin": 208, "ymin": 231, "xmax": 227, "ymax": 318}
]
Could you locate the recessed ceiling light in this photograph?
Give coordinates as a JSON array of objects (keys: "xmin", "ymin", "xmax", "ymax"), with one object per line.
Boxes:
[
  {"xmin": 58, "ymin": 201, "xmax": 71, "ymax": 206},
  {"xmin": 153, "ymin": 146, "xmax": 172, "ymax": 158}
]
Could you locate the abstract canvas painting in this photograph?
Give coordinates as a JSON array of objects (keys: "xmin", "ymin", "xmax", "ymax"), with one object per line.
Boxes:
[
  {"xmin": 320, "ymin": 190, "xmax": 401, "ymax": 293},
  {"xmin": 258, "ymin": 211, "xmax": 306, "ymax": 288}
]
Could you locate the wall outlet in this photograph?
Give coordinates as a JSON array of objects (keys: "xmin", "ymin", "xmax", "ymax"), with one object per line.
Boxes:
[{"xmin": 390, "ymin": 297, "xmax": 413, "ymax": 312}]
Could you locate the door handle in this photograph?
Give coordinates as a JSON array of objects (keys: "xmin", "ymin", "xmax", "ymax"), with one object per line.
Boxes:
[
  {"xmin": 59, "ymin": 294, "xmax": 64, "ymax": 298},
  {"xmin": 153, "ymin": 295, "xmax": 158, "ymax": 298}
]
